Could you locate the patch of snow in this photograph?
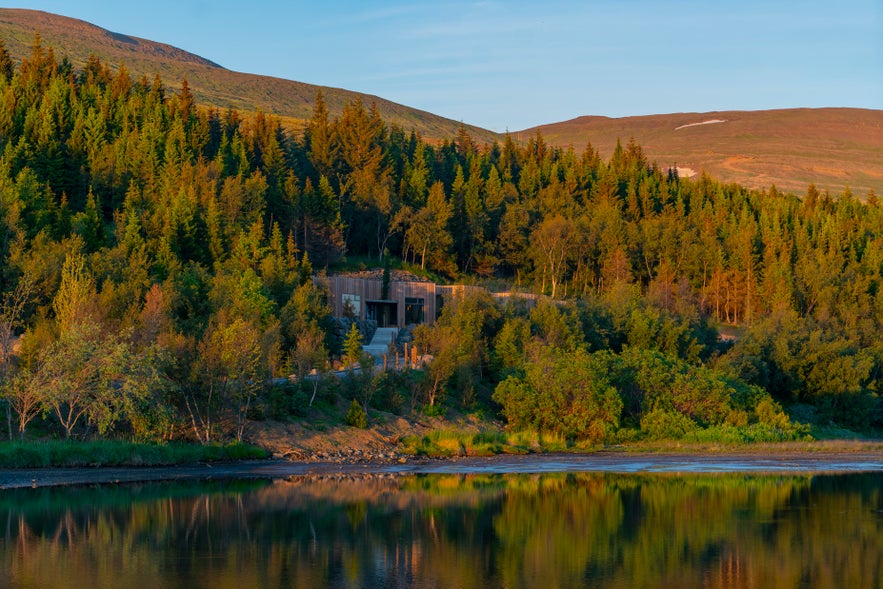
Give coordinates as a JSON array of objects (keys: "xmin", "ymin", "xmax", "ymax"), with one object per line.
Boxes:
[
  {"xmin": 676, "ymin": 167, "xmax": 697, "ymax": 178},
  {"xmin": 675, "ymin": 119, "xmax": 727, "ymax": 130}
]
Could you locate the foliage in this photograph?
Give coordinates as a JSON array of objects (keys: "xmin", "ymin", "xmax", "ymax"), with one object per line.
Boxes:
[
  {"xmin": 639, "ymin": 407, "xmax": 698, "ymax": 440},
  {"xmin": 344, "ymin": 398, "xmax": 367, "ymax": 429},
  {"xmin": 413, "ymin": 290, "xmax": 500, "ymax": 408},
  {"xmin": 0, "ymin": 44, "xmax": 879, "ymax": 444},
  {"xmin": 369, "ymin": 369, "xmax": 410, "ymax": 414},
  {"xmin": 193, "ymin": 314, "xmax": 267, "ymax": 442},
  {"xmin": 0, "ymin": 439, "xmax": 269, "ymax": 468},
  {"xmin": 400, "ymin": 428, "xmax": 529, "ymax": 457},
  {"xmin": 493, "ymin": 347, "xmax": 623, "ymax": 442},
  {"xmin": 342, "ymin": 323, "xmax": 363, "ymax": 368},
  {"xmin": 492, "ymin": 344, "xmax": 807, "ymax": 443}
]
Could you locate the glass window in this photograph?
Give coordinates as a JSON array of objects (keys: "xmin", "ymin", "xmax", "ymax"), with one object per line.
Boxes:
[
  {"xmin": 405, "ymin": 297, "xmax": 424, "ymax": 324},
  {"xmin": 342, "ymin": 294, "xmax": 360, "ymax": 317}
]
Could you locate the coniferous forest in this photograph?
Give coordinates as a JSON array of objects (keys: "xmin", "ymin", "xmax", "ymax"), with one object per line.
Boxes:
[{"xmin": 1, "ymin": 37, "xmax": 882, "ymax": 445}]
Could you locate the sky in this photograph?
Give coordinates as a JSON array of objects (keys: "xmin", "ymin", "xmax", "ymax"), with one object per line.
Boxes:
[{"xmin": 7, "ymin": 0, "xmax": 883, "ymax": 131}]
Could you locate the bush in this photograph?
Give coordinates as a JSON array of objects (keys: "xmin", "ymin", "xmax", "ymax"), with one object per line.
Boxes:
[
  {"xmin": 755, "ymin": 397, "xmax": 792, "ymax": 430},
  {"xmin": 814, "ymin": 392, "xmax": 883, "ymax": 431},
  {"xmin": 344, "ymin": 399, "xmax": 368, "ymax": 428},
  {"xmin": 372, "ymin": 371, "xmax": 407, "ymax": 414},
  {"xmin": 492, "ymin": 348, "xmax": 622, "ymax": 442},
  {"xmin": 264, "ymin": 383, "xmax": 309, "ymax": 419},
  {"xmin": 640, "ymin": 407, "xmax": 698, "ymax": 440},
  {"xmin": 684, "ymin": 422, "xmax": 810, "ymax": 444},
  {"xmin": 421, "ymin": 402, "xmax": 446, "ymax": 417}
]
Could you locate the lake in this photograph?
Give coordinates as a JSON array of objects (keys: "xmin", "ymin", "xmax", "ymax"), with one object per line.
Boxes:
[{"xmin": 2, "ymin": 464, "xmax": 882, "ymax": 588}]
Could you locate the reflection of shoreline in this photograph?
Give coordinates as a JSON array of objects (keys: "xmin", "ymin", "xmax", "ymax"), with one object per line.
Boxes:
[
  {"xmin": 0, "ymin": 471, "xmax": 812, "ymax": 514},
  {"xmin": 2, "ymin": 471, "xmax": 882, "ymax": 589},
  {"xmin": 2, "ymin": 448, "xmax": 883, "ymax": 489}
]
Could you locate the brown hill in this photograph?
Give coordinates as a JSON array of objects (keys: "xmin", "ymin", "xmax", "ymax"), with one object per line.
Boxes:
[
  {"xmin": 0, "ymin": 8, "xmax": 498, "ymax": 142},
  {"xmin": 1, "ymin": 10, "xmax": 877, "ymax": 195},
  {"xmin": 520, "ymin": 108, "xmax": 883, "ymax": 196}
]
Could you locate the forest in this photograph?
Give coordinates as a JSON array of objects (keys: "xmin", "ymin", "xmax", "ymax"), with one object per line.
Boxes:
[{"xmin": 0, "ymin": 36, "xmax": 881, "ymax": 445}]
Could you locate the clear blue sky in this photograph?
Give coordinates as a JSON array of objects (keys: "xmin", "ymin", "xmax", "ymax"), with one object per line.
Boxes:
[{"xmin": 9, "ymin": 0, "xmax": 883, "ymax": 131}]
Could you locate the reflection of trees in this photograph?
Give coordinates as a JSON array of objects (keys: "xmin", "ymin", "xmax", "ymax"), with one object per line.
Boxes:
[
  {"xmin": 1, "ymin": 473, "xmax": 882, "ymax": 588},
  {"xmin": 490, "ymin": 474, "xmax": 622, "ymax": 588}
]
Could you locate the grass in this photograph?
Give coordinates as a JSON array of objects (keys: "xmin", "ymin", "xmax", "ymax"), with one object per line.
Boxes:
[
  {"xmin": 398, "ymin": 423, "xmax": 883, "ymax": 458},
  {"xmin": 595, "ymin": 437, "xmax": 883, "ymax": 455},
  {"xmin": 0, "ymin": 440, "xmax": 270, "ymax": 469},
  {"xmin": 400, "ymin": 430, "xmax": 883, "ymax": 458},
  {"xmin": 399, "ymin": 427, "xmax": 583, "ymax": 457}
]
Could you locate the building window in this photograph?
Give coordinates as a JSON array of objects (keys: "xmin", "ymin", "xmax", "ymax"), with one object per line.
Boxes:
[
  {"xmin": 405, "ymin": 297, "xmax": 425, "ymax": 324},
  {"xmin": 436, "ymin": 294, "xmax": 445, "ymax": 319},
  {"xmin": 342, "ymin": 294, "xmax": 361, "ymax": 318}
]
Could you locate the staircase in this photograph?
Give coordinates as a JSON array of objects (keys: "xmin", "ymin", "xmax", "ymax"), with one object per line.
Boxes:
[{"xmin": 362, "ymin": 327, "xmax": 398, "ymax": 360}]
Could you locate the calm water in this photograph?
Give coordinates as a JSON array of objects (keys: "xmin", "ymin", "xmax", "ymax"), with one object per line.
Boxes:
[{"xmin": 2, "ymin": 471, "xmax": 882, "ymax": 589}]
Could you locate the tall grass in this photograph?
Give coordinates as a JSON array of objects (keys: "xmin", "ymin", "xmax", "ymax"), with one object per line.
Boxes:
[
  {"xmin": 400, "ymin": 427, "xmax": 575, "ymax": 457},
  {"xmin": 0, "ymin": 440, "xmax": 270, "ymax": 468}
]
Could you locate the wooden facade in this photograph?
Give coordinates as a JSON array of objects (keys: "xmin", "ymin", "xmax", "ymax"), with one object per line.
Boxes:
[
  {"xmin": 316, "ymin": 276, "xmax": 444, "ymax": 327},
  {"xmin": 316, "ymin": 275, "xmax": 533, "ymax": 328}
]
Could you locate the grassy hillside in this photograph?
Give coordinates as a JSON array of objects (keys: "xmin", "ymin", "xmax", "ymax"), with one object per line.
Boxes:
[
  {"xmin": 0, "ymin": 8, "xmax": 498, "ymax": 142},
  {"xmin": 521, "ymin": 108, "xmax": 883, "ymax": 196}
]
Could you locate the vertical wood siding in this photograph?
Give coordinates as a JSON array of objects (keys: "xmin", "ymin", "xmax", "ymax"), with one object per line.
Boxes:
[{"xmin": 315, "ymin": 276, "xmax": 441, "ymax": 326}]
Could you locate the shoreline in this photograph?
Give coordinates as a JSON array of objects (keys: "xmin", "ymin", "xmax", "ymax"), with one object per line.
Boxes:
[{"xmin": 2, "ymin": 445, "xmax": 883, "ymax": 489}]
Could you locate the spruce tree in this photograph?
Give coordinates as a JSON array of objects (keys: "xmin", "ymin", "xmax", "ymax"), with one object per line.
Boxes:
[{"xmin": 343, "ymin": 323, "xmax": 362, "ymax": 368}]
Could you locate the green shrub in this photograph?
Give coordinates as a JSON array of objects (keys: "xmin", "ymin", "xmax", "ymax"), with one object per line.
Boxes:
[
  {"xmin": 640, "ymin": 407, "xmax": 698, "ymax": 440},
  {"xmin": 492, "ymin": 348, "xmax": 622, "ymax": 442},
  {"xmin": 372, "ymin": 371, "xmax": 407, "ymax": 414},
  {"xmin": 421, "ymin": 402, "xmax": 446, "ymax": 417},
  {"xmin": 755, "ymin": 397, "xmax": 792, "ymax": 429},
  {"xmin": 684, "ymin": 422, "xmax": 810, "ymax": 444},
  {"xmin": 344, "ymin": 399, "xmax": 368, "ymax": 428},
  {"xmin": 265, "ymin": 383, "xmax": 310, "ymax": 419},
  {"xmin": 683, "ymin": 424, "xmax": 749, "ymax": 444}
]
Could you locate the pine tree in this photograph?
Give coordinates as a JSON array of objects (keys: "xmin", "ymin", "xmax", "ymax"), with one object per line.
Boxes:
[
  {"xmin": 343, "ymin": 322, "xmax": 362, "ymax": 368},
  {"xmin": 0, "ymin": 38, "xmax": 13, "ymax": 82},
  {"xmin": 305, "ymin": 90, "xmax": 334, "ymax": 179}
]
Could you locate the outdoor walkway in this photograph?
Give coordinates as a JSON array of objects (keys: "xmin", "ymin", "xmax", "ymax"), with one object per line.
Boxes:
[{"xmin": 362, "ymin": 327, "xmax": 398, "ymax": 360}]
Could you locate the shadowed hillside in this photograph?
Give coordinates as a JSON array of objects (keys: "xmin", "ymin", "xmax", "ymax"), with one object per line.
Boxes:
[
  {"xmin": 0, "ymin": 8, "xmax": 498, "ymax": 142},
  {"xmin": 521, "ymin": 108, "xmax": 883, "ymax": 196}
]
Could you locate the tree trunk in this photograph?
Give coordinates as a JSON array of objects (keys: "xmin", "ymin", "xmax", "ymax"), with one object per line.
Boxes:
[{"xmin": 309, "ymin": 378, "xmax": 320, "ymax": 407}]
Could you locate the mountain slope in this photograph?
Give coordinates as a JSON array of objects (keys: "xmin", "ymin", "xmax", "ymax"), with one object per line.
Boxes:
[
  {"xmin": 520, "ymin": 108, "xmax": 883, "ymax": 196},
  {"xmin": 2, "ymin": 9, "xmax": 878, "ymax": 195},
  {"xmin": 0, "ymin": 8, "xmax": 498, "ymax": 142}
]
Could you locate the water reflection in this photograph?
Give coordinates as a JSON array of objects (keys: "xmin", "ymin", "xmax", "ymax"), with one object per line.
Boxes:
[{"xmin": 1, "ymin": 472, "xmax": 882, "ymax": 588}]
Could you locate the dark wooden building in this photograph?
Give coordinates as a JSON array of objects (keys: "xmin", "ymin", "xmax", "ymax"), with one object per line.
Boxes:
[
  {"xmin": 315, "ymin": 274, "xmax": 484, "ymax": 327},
  {"xmin": 317, "ymin": 274, "xmax": 437, "ymax": 327}
]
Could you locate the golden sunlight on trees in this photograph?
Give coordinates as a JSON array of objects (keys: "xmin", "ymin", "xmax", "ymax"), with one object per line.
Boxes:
[{"xmin": 0, "ymin": 43, "xmax": 879, "ymax": 443}]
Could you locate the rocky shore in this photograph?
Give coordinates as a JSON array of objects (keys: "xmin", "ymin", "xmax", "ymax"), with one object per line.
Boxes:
[
  {"xmin": 244, "ymin": 412, "xmax": 487, "ymax": 465},
  {"xmin": 3, "ymin": 448, "xmax": 883, "ymax": 490}
]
